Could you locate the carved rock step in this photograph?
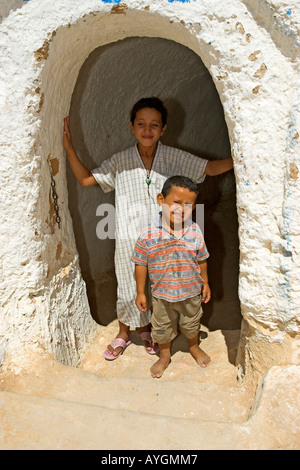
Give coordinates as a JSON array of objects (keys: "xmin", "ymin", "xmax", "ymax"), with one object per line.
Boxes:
[
  {"xmin": 0, "ymin": 325, "xmax": 252, "ymax": 449},
  {"xmin": 1, "ymin": 326, "xmax": 249, "ymax": 423},
  {"xmin": 1, "ymin": 364, "xmax": 249, "ymax": 424},
  {"xmin": 1, "ymin": 328, "xmax": 298, "ymax": 449},
  {"xmin": 0, "ymin": 388, "xmax": 250, "ymax": 450}
]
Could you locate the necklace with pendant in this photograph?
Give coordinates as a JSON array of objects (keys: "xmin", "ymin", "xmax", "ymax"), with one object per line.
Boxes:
[
  {"xmin": 137, "ymin": 145, "xmax": 155, "ymax": 186},
  {"xmin": 144, "ymin": 160, "xmax": 153, "ymax": 186}
]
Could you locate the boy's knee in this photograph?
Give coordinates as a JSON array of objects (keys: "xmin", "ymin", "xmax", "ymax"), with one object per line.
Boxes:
[
  {"xmin": 180, "ymin": 325, "xmax": 200, "ymax": 340},
  {"xmin": 152, "ymin": 327, "xmax": 176, "ymax": 344},
  {"xmin": 151, "ymin": 297, "xmax": 177, "ymax": 344},
  {"xmin": 178, "ymin": 295, "xmax": 202, "ymax": 338}
]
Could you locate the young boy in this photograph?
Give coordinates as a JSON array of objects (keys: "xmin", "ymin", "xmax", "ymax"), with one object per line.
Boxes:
[
  {"xmin": 64, "ymin": 97, "xmax": 231, "ymax": 360},
  {"xmin": 132, "ymin": 176, "xmax": 211, "ymax": 378}
]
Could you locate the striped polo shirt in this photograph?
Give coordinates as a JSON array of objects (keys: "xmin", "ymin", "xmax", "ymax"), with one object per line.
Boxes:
[{"xmin": 131, "ymin": 213, "xmax": 209, "ymax": 302}]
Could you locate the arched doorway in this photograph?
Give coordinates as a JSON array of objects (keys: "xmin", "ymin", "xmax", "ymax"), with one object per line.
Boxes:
[
  {"xmin": 1, "ymin": 1, "xmax": 297, "ymax": 378},
  {"xmin": 67, "ymin": 36, "xmax": 241, "ymax": 330}
]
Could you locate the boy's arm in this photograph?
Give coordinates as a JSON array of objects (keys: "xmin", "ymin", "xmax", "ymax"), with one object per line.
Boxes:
[
  {"xmin": 63, "ymin": 117, "xmax": 97, "ymax": 187},
  {"xmin": 134, "ymin": 264, "xmax": 148, "ymax": 312},
  {"xmin": 204, "ymin": 157, "xmax": 233, "ymax": 176},
  {"xmin": 198, "ymin": 259, "xmax": 211, "ymax": 303}
]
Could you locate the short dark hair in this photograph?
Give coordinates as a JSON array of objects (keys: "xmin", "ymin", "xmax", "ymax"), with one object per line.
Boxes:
[
  {"xmin": 130, "ymin": 97, "xmax": 168, "ymax": 127},
  {"xmin": 161, "ymin": 175, "xmax": 199, "ymax": 197}
]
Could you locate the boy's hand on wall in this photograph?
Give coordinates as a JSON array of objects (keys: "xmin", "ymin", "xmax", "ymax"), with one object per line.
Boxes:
[{"xmin": 63, "ymin": 116, "xmax": 73, "ymax": 152}]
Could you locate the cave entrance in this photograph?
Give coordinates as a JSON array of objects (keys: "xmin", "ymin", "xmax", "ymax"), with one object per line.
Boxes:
[{"xmin": 67, "ymin": 36, "xmax": 241, "ymax": 333}]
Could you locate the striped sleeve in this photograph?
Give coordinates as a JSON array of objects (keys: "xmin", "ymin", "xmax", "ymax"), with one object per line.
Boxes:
[
  {"xmin": 131, "ymin": 236, "xmax": 148, "ymax": 266},
  {"xmin": 91, "ymin": 154, "xmax": 117, "ymax": 193},
  {"xmin": 195, "ymin": 228, "xmax": 209, "ymax": 262},
  {"xmin": 165, "ymin": 146, "xmax": 208, "ymax": 184}
]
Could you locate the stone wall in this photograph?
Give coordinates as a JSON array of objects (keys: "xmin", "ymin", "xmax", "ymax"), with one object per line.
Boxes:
[{"xmin": 0, "ymin": 0, "xmax": 299, "ymax": 381}]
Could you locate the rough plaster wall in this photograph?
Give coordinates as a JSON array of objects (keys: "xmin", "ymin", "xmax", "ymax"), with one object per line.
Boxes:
[
  {"xmin": 238, "ymin": 0, "xmax": 300, "ymax": 381},
  {"xmin": 0, "ymin": 0, "xmax": 299, "ymax": 379},
  {"xmin": 68, "ymin": 36, "xmax": 240, "ymax": 329}
]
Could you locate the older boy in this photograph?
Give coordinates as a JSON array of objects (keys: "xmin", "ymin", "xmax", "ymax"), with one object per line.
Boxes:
[{"xmin": 132, "ymin": 176, "xmax": 211, "ymax": 378}]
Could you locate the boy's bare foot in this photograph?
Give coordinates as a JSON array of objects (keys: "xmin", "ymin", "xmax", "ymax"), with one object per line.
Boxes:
[
  {"xmin": 150, "ymin": 356, "xmax": 171, "ymax": 378},
  {"xmin": 189, "ymin": 344, "xmax": 211, "ymax": 368}
]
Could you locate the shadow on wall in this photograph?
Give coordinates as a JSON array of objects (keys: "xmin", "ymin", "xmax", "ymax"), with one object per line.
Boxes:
[{"xmin": 67, "ymin": 36, "xmax": 241, "ymax": 331}]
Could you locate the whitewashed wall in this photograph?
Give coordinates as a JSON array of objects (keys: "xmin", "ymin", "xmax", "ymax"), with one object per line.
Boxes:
[{"xmin": 0, "ymin": 0, "xmax": 299, "ymax": 380}]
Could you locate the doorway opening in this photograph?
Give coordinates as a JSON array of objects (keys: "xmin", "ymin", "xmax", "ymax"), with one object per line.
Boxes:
[{"xmin": 67, "ymin": 36, "xmax": 241, "ymax": 331}]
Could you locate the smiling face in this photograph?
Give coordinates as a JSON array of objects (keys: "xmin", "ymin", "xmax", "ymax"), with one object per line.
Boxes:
[
  {"xmin": 129, "ymin": 107, "xmax": 166, "ymax": 151},
  {"xmin": 157, "ymin": 185, "xmax": 197, "ymax": 231}
]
